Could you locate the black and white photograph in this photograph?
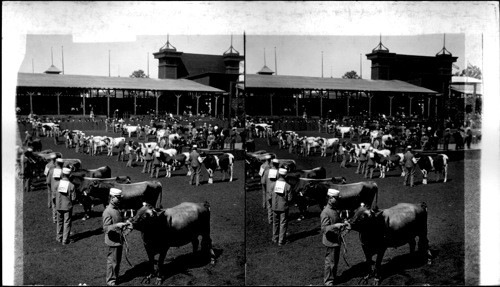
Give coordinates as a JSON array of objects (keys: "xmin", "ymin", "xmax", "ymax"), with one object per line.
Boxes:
[{"xmin": 3, "ymin": 2, "xmax": 499, "ymax": 286}]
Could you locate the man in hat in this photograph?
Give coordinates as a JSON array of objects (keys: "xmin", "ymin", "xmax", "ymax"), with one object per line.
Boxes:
[
  {"xmin": 189, "ymin": 145, "xmax": 202, "ymax": 186},
  {"xmin": 44, "ymin": 154, "xmax": 58, "ymax": 213},
  {"xmin": 265, "ymin": 158, "xmax": 280, "ymax": 224},
  {"xmin": 142, "ymin": 147, "xmax": 154, "ymax": 174},
  {"xmin": 364, "ymin": 147, "xmax": 376, "ymax": 179},
  {"xmin": 21, "ymin": 147, "xmax": 36, "ymax": 193},
  {"xmin": 269, "ymin": 167, "xmax": 292, "ymax": 245},
  {"xmin": 54, "ymin": 167, "xmax": 77, "ymax": 245},
  {"xmin": 443, "ymin": 128, "xmax": 451, "ymax": 151},
  {"xmin": 320, "ymin": 188, "xmax": 347, "ymax": 286},
  {"xmin": 356, "ymin": 145, "xmax": 368, "ymax": 174},
  {"xmin": 403, "ymin": 145, "xmax": 416, "ymax": 187},
  {"xmin": 103, "ymin": 188, "xmax": 127, "ymax": 286},
  {"xmin": 116, "ymin": 139, "xmax": 125, "ymax": 162},
  {"xmin": 259, "ymin": 154, "xmax": 272, "ymax": 209},
  {"xmin": 47, "ymin": 158, "xmax": 65, "ymax": 222},
  {"xmin": 24, "ymin": 130, "xmax": 33, "ymax": 146},
  {"xmin": 151, "ymin": 146, "xmax": 162, "ymax": 178}
]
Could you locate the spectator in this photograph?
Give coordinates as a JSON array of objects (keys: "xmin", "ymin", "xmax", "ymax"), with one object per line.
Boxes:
[{"xmin": 465, "ymin": 127, "xmax": 473, "ymax": 149}]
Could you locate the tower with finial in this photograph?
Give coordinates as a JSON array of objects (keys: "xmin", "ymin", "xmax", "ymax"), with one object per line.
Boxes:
[
  {"xmin": 223, "ymin": 34, "xmax": 243, "ymax": 74},
  {"xmin": 366, "ymin": 34, "xmax": 395, "ymax": 80},
  {"xmin": 44, "ymin": 46, "xmax": 62, "ymax": 74},
  {"xmin": 153, "ymin": 34, "xmax": 184, "ymax": 79},
  {"xmin": 257, "ymin": 48, "xmax": 274, "ymax": 75}
]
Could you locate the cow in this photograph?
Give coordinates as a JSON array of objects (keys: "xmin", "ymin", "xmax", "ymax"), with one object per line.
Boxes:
[
  {"xmin": 415, "ymin": 153, "xmax": 449, "ymax": 184},
  {"xmin": 171, "ymin": 152, "xmax": 192, "ymax": 175},
  {"xmin": 84, "ymin": 180, "xmax": 162, "ymax": 218},
  {"xmin": 29, "ymin": 138, "xmax": 43, "ymax": 152},
  {"xmin": 34, "ymin": 150, "xmax": 63, "ymax": 162},
  {"xmin": 370, "ymin": 130, "xmax": 383, "ymax": 144},
  {"xmin": 285, "ymin": 167, "xmax": 327, "ymax": 186},
  {"xmin": 336, "ymin": 126, "xmax": 352, "ymax": 138},
  {"xmin": 276, "ymin": 159, "xmax": 296, "ymax": 172},
  {"xmin": 122, "ymin": 124, "xmax": 141, "ymax": 138},
  {"xmin": 245, "ymin": 151, "xmax": 277, "ymax": 179},
  {"xmin": 346, "ymin": 202, "xmax": 432, "ymax": 285},
  {"xmin": 90, "ymin": 136, "xmax": 108, "ymax": 155},
  {"xmin": 388, "ymin": 153, "xmax": 405, "ymax": 177},
  {"xmin": 199, "ymin": 152, "xmax": 235, "ymax": 184},
  {"xmin": 124, "ymin": 202, "xmax": 216, "ymax": 284},
  {"xmin": 372, "ymin": 150, "xmax": 391, "ymax": 178},
  {"xmin": 156, "ymin": 128, "xmax": 168, "ymax": 142},
  {"xmin": 41, "ymin": 122, "xmax": 60, "ymax": 137},
  {"xmin": 155, "ymin": 149, "xmax": 177, "ymax": 178},
  {"xmin": 69, "ymin": 175, "xmax": 132, "ymax": 219},
  {"xmin": 291, "ymin": 180, "xmax": 377, "ymax": 221},
  {"xmin": 71, "ymin": 166, "xmax": 111, "ymax": 178},
  {"xmin": 138, "ymin": 142, "xmax": 158, "ymax": 162},
  {"xmin": 302, "ymin": 137, "xmax": 323, "ymax": 156},
  {"xmin": 103, "ymin": 137, "xmax": 126, "ymax": 156},
  {"xmin": 321, "ymin": 138, "xmax": 340, "ymax": 157},
  {"xmin": 255, "ymin": 123, "xmax": 271, "ymax": 138}
]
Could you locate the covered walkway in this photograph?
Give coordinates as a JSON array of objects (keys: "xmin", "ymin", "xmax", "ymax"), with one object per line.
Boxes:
[{"xmin": 16, "ymin": 73, "xmax": 225, "ymax": 118}]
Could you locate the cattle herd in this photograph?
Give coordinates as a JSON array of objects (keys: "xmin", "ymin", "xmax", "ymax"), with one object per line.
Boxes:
[
  {"xmin": 244, "ymin": 122, "xmax": 456, "ymax": 285},
  {"xmin": 15, "ymin": 114, "xmax": 469, "ymax": 286}
]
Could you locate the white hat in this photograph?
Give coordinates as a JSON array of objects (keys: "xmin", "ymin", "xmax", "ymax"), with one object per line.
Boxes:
[
  {"xmin": 327, "ymin": 188, "xmax": 340, "ymax": 197},
  {"xmin": 62, "ymin": 167, "xmax": 72, "ymax": 175},
  {"xmin": 192, "ymin": 145, "xmax": 198, "ymax": 148},
  {"xmin": 272, "ymin": 159, "xmax": 279, "ymax": 164},
  {"xmin": 407, "ymin": 145, "xmax": 412, "ymax": 149},
  {"xmin": 27, "ymin": 147, "xmax": 33, "ymax": 152},
  {"xmin": 50, "ymin": 153, "xmax": 57, "ymax": 159},
  {"xmin": 264, "ymin": 154, "xmax": 271, "ymax": 160},
  {"xmin": 147, "ymin": 148, "xmax": 153, "ymax": 153},
  {"xmin": 369, "ymin": 147, "xmax": 373, "ymax": 151},
  {"xmin": 278, "ymin": 168, "xmax": 288, "ymax": 175},
  {"xmin": 110, "ymin": 188, "xmax": 122, "ymax": 197},
  {"xmin": 56, "ymin": 158, "xmax": 64, "ymax": 163},
  {"xmin": 154, "ymin": 146, "xmax": 159, "ymax": 150}
]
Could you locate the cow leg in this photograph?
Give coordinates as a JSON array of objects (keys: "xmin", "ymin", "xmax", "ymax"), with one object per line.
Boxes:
[
  {"xmin": 443, "ymin": 165, "xmax": 448, "ymax": 183},
  {"xmin": 422, "ymin": 170, "xmax": 428, "ymax": 184},
  {"xmin": 208, "ymin": 170, "xmax": 213, "ymax": 184},
  {"xmin": 155, "ymin": 250, "xmax": 168, "ymax": 285},
  {"xmin": 229, "ymin": 165, "xmax": 233, "ymax": 182},
  {"xmin": 221, "ymin": 169, "xmax": 226, "ymax": 182},
  {"xmin": 372, "ymin": 249, "xmax": 386, "ymax": 285}
]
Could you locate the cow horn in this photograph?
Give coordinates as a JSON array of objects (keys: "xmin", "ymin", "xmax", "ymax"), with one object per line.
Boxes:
[{"xmin": 142, "ymin": 202, "xmax": 147, "ymax": 206}]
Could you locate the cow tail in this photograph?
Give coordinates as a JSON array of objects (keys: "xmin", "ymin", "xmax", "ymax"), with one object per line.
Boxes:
[
  {"xmin": 204, "ymin": 201, "xmax": 211, "ymax": 212},
  {"xmin": 373, "ymin": 182, "xmax": 379, "ymax": 210},
  {"xmin": 421, "ymin": 202, "xmax": 427, "ymax": 211}
]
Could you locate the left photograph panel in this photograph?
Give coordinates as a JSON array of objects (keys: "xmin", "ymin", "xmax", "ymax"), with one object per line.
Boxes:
[{"xmin": 14, "ymin": 34, "xmax": 245, "ymax": 286}]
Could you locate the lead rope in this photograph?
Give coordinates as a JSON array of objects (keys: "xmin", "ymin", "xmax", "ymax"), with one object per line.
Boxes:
[
  {"xmin": 120, "ymin": 227, "xmax": 133, "ymax": 267},
  {"xmin": 340, "ymin": 227, "xmax": 350, "ymax": 267}
]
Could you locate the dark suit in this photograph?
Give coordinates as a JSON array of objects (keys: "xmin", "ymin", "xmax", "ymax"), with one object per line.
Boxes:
[
  {"xmin": 321, "ymin": 202, "xmax": 342, "ymax": 285},
  {"xmin": 403, "ymin": 150, "xmax": 416, "ymax": 186},
  {"xmin": 269, "ymin": 177, "xmax": 292, "ymax": 244},
  {"xmin": 189, "ymin": 149, "xmax": 201, "ymax": 185},
  {"xmin": 54, "ymin": 178, "xmax": 76, "ymax": 244},
  {"xmin": 103, "ymin": 201, "xmax": 124, "ymax": 286}
]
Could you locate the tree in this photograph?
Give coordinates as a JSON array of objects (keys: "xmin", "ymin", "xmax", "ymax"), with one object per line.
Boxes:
[
  {"xmin": 342, "ymin": 70, "xmax": 361, "ymax": 79},
  {"xmin": 453, "ymin": 64, "xmax": 482, "ymax": 79},
  {"xmin": 130, "ymin": 69, "xmax": 149, "ymax": 78}
]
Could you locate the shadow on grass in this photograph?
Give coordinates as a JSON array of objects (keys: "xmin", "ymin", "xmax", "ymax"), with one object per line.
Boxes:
[
  {"xmin": 119, "ymin": 248, "xmax": 223, "ymax": 284},
  {"xmin": 71, "ymin": 227, "xmax": 103, "ymax": 242}
]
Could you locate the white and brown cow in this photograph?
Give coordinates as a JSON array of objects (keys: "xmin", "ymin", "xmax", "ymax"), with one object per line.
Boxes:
[{"xmin": 200, "ymin": 152, "xmax": 235, "ymax": 184}]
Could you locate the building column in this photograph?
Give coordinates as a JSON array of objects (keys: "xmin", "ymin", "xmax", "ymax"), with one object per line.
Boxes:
[
  {"xmin": 133, "ymin": 91, "xmax": 137, "ymax": 115},
  {"xmin": 176, "ymin": 94, "xmax": 182, "ymax": 115},
  {"xmin": 214, "ymin": 95, "xmax": 219, "ymax": 117},
  {"xmin": 427, "ymin": 96, "xmax": 431, "ymax": 118},
  {"xmin": 270, "ymin": 93, "xmax": 274, "ymax": 116},
  {"xmin": 28, "ymin": 92, "xmax": 34, "ymax": 114},
  {"xmin": 107, "ymin": 89, "xmax": 110, "ymax": 118},
  {"xmin": 368, "ymin": 93, "xmax": 373, "ymax": 117},
  {"xmin": 295, "ymin": 93, "xmax": 299, "ymax": 117},
  {"xmin": 55, "ymin": 92, "xmax": 61, "ymax": 116},
  {"xmin": 155, "ymin": 91, "xmax": 159, "ymax": 116},
  {"xmin": 408, "ymin": 95, "xmax": 413, "ymax": 117},
  {"xmin": 435, "ymin": 97, "xmax": 438, "ymax": 118},
  {"xmin": 389, "ymin": 95, "xmax": 394, "ymax": 117},
  {"xmin": 319, "ymin": 90, "xmax": 324, "ymax": 118},
  {"xmin": 346, "ymin": 93, "xmax": 350, "ymax": 116},
  {"xmin": 196, "ymin": 93, "xmax": 202, "ymax": 115},
  {"xmin": 82, "ymin": 92, "xmax": 86, "ymax": 116}
]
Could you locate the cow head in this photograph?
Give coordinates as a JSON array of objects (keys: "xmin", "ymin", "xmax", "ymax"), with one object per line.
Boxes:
[
  {"xmin": 331, "ymin": 176, "xmax": 347, "ymax": 184},
  {"xmin": 347, "ymin": 204, "xmax": 375, "ymax": 232},
  {"xmin": 127, "ymin": 203, "xmax": 162, "ymax": 232}
]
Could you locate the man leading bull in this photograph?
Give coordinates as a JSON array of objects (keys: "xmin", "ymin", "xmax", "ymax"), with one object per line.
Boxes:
[
  {"xmin": 320, "ymin": 188, "xmax": 347, "ymax": 286},
  {"xmin": 189, "ymin": 145, "xmax": 202, "ymax": 186},
  {"xmin": 269, "ymin": 168, "xmax": 292, "ymax": 246},
  {"xmin": 54, "ymin": 167, "xmax": 77, "ymax": 245},
  {"xmin": 103, "ymin": 188, "xmax": 127, "ymax": 286}
]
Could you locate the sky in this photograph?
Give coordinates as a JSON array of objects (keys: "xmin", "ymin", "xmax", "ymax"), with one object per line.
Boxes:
[
  {"xmin": 247, "ymin": 34, "xmax": 473, "ymax": 78},
  {"xmin": 18, "ymin": 34, "xmax": 244, "ymax": 79},
  {"xmin": 3, "ymin": 2, "xmax": 499, "ymax": 286}
]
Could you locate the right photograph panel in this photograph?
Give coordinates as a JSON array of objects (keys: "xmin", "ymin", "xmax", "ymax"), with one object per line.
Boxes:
[{"xmin": 244, "ymin": 34, "xmax": 481, "ymax": 285}]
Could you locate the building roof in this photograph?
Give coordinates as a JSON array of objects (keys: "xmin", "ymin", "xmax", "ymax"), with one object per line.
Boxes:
[
  {"xmin": 245, "ymin": 74, "xmax": 438, "ymax": 94},
  {"xmin": 450, "ymin": 84, "xmax": 482, "ymax": 95},
  {"xmin": 257, "ymin": 65, "xmax": 274, "ymax": 75},
  {"xmin": 17, "ymin": 73, "xmax": 224, "ymax": 93},
  {"xmin": 180, "ymin": 53, "xmax": 228, "ymax": 77},
  {"xmin": 452, "ymin": 76, "xmax": 482, "ymax": 84},
  {"xmin": 45, "ymin": 65, "xmax": 62, "ymax": 74}
]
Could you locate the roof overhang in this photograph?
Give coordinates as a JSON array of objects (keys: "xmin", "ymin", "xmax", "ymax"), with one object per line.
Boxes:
[
  {"xmin": 16, "ymin": 73, "xmax": 224, "ymax": 93},
  {"xmin": 245, "ymin": 74, "xmax": 438, "ymax": 94}
]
